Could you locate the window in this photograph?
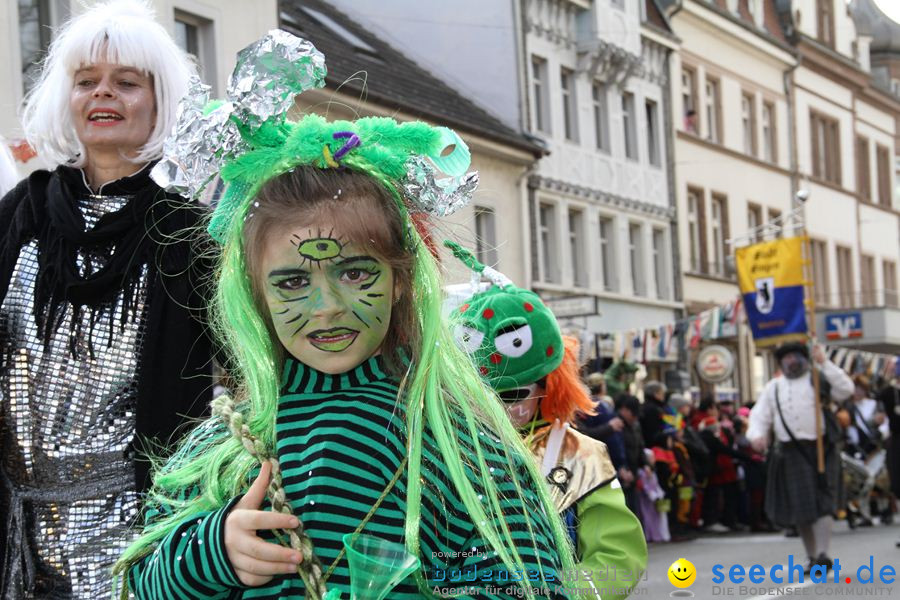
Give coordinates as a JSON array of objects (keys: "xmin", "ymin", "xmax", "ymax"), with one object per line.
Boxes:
[
  {"xmin": 710, "ymin": 193, "xmax": 729, "ymax": 276},
  {"xmin": 18, "ymin": 0, "xmax": 68, "ymax": 94},
  {"xmin": 835, "ymin": 245, "xmax": 854, "ymax": 307},
  {"xmin": 682, "ymin": 66, "xmax": 698, "ymax": 133},
  {"xmin": 860, "ymin": 254, "xmax": 876, "ymax": 306},
  {"xmin": 622, "ymin": 92, "xmax": 638, "ymax": 160},
  {"xmin": 742, "ymin": 92, "xmax": 757, "ymax": 156},
  {"xmin": 705, "ymin": 77, "xmax": 721, "ymax": 143},
  {"xmin": 768, "ymin": 208, "xmax": 782, "ymax": 238},
  {"xmin": 652, "ymin": 228, "xmax": 668, "ymax": 299},
  {"xmin": 687, "ymin": 188, "xmax": 706, "ymax": 273},
  {"xmin": 474, "ymin": 206, "xmax": 498, "ymax": 268},
  {"xmin": 749, "ymin": 0, "xmax": 764, "ymax": 25},
  {"xmin": 592, "ymin": 81, "xmax": 610, "ymax": 152},
  {"xmin": 817, "ymin": 0, "xmax": 835, "ymax": 48},
  {"xmin": 568, "ymin": 209, "xmax": 586, "ymax": 287},
  {"xmin": 646, "ymin": 99, "xmax": 660, "ymax": 167},
  {"xmin": 884, "ymin": 260, "xmax": 898, "ymax": 307},
  {"xmin": 856, "ymin": 136, "xmax": 871, "ymax": 202},
  {"xmin": 174, "ymin": 10, "xmax": 217, "ymax": 92},
  {"xmin": 174, "ymin": 17, "xmax": 199, "ymax": 57},
  {"xmin": 598, "ymin": 216, "xmax": 615, "ymax": 291},
  {"xmin": 810, "ymin": 239, "xmax": 830, "ymax": 307},
  {"xmin": 538, "ymin": 202, "xmax": 559, "ymax": 283},
  {"xmin": 629, "ymin": 223, "xmax": 645, "ymax": 296},
  {"xmin": 748, "ymin": 203, "xmax": 763, "ymax": 243},
  {"xmin": 561, "ymin": 68, "xmax": 578, "ymax": 142},
  {"xmin": 877, "ymin": 144, "xmax": 892, "ymax": 207},
  {"xmin": 762, "ymin": 101, "xmax": 777, "ymax": 162},
  {"xmin": 531, "ymin": 56, "xmax": 550, "ymax": 133},
  {"xmin": 810, "ymin": 111, "xmax": 841, "ymax": 185}
]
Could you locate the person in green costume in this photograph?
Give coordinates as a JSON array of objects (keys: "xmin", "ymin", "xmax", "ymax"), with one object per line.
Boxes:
[
  {"xmin": 447, "ymin": 242, "xmax": 648, "ymax": 598},
  {"xmin": 604, "ymin": 360, "xmax": 640, "ymax": 398}
]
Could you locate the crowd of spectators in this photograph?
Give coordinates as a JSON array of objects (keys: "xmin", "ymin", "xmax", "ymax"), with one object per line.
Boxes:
[{"xmin": 576, "ymin": 362, "xmax": 900, "ymax": 544}]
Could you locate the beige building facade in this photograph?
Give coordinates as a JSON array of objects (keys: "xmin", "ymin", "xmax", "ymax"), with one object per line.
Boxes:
[
  {"xmin": 1, "ymin": 0, "xmax": 277, "ymax": 172},
  {"xmin": 666, "ymin": 0, "xmax": 900, "ymax": 399}
]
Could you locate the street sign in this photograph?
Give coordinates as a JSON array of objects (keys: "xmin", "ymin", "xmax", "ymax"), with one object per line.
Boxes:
[
  {"xmin": 543, "ymin": 295, "xmax": 599, "ymax": 318},
  {"xmin": 824, "ymin": 311, "xmax": 863, "ymax": 340}
]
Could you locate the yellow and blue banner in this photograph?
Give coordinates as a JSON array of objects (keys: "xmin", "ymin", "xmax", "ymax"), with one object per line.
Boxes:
[{"xmin": 735, "ymin": 236, "xmax": 808, "ymax": 347}]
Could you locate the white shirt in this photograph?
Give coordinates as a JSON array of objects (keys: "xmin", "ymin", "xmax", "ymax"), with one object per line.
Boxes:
[{"xmin": 748, "ymin": 360, "xmax": 854, "ymax": 443}]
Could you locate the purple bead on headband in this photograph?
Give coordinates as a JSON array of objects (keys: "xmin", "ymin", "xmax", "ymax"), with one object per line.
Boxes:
[{"xmin": 332, "ymin": 131, "xmax": 361, "ymax": 161}]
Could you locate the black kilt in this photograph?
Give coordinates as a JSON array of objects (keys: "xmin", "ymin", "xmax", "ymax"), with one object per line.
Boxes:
[{"xmin": 765, "ymin": 440, "xmax": 840, "ymax": 527}]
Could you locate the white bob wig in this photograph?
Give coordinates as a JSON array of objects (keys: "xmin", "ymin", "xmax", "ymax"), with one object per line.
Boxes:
[{"xmin": 21, "ymin": 0, "xmax": 197, "ymax": 168}]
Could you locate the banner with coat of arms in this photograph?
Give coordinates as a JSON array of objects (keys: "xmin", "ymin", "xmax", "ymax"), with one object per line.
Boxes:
[{"xmin": 735, "ymin": 236, "xmax": 808, "ymax": 347}]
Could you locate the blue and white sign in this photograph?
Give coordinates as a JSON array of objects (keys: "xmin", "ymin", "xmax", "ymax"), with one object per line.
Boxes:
[{"xmin": 824, "ymin": 312, "xmax": 863, "ymax": 341}]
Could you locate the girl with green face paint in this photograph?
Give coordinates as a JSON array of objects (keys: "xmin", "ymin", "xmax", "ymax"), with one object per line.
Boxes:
[
  {"xmin": 261, "ymin": 226, "xmax": 395, "ymax": 374},
  {"xmin": 117, "ymin": 112, "xmax": 577, "ymax": 599}
]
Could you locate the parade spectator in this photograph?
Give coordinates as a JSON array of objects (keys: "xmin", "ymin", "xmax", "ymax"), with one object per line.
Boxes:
[
  {"xmin": 877, "ymin": 379, "xmax": 900, "ymax": 505},
  {"xmin": 845, "ymin": 374, "xmax": 889, "ymax": 459},
  {"xmin": 605, "ymin": 359, "xmax": 639, "ymax": 398},
  {"xmin": 577, "ymin": 372, "xmax": 625, "ymax": 443},
  {"xmin": 638, "ymin": 449, "xmax": 671, "ymax": 543},
  {"xmin": 616, "ymin": 393, "xmax": 646, "ymax": 515},
  {"xmin": 748, "ymin": 343, "xmax": 853, "ymax": 573},
  {"xmin": 698, "ymin": 415, "xmax": 742, "ymax": 532},
  {"xmin": 667, "ymin": 394, "xmax": 698, "ymax": 539},
  {"xmin": 0, "ymin": 2, "xmax": 211, "ymax": 597},
  {"xmin": 641, "ymin": 380, "xmax": 670, "ymax": 446}
]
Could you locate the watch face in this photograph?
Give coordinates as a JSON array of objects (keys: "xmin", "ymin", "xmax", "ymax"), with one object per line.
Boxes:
[{"xmin": 547, "ymin": 466, "xmax": 572, "ymax": 492}]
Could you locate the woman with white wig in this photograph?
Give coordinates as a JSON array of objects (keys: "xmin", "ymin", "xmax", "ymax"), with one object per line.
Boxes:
[{"xmin": 0, "ymin": 1, "xmax": 214, "ymax": 597}]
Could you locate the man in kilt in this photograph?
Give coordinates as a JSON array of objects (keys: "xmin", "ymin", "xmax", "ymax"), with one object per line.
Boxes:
[{"xmin": 748, "ymin": 342, "xmax": 853, "ymax": 572}]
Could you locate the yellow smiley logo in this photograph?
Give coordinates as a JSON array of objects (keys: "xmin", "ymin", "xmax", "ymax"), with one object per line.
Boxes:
[{"xmin": 668, "ymin": 558, "xmax": 696, "ymax": 588}]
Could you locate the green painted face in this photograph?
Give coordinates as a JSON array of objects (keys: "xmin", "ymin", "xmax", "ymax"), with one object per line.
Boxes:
[
  {"xmin": 260, "ymin": 224, "xmax": 395, "ymax": 374},
  {"xmin": 454, "ymin": 285, "xmax": 563, "ymax": 391}
]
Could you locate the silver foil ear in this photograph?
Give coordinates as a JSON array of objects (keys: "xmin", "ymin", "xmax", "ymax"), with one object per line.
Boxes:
[{"xmin": 152, "ymin": 30, "xmax": 327, "ymax": 198}]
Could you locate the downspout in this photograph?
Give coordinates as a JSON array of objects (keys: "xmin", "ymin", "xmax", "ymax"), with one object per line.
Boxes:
[
  {"xmin": 662, "ymin": 0, "xmax": 688, "ymax": 371},
  {"xmin": 512, "ymin": 0, "xmax": 539, "ymax": 290}
]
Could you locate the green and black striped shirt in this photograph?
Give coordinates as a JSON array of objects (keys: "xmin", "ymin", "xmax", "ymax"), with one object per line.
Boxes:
[{"xmin": 129, "ymin": 356, "xmax": 569, "ymax": 599}]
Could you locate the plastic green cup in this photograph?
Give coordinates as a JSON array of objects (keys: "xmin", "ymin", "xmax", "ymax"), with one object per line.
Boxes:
[{"xmin": 336, "ymin": 533, "xmax": 421, "ymax": 600}]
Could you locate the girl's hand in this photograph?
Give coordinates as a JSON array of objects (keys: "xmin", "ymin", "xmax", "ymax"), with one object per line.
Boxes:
[{"xmin": 224, "ymin": 461, "xmax": 304, "ymax": 586}]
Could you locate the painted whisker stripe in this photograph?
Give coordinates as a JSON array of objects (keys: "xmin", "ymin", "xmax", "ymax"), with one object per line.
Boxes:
[
  {"xmin": 351, "ymin": 310, "xmax": 369, "ymax": 327},
  {"xmin": 292, "ymin": 319, "xmax": 310, "ymax": 337},
  {"xmin": 284, "ymin": 312, "xmax": 305, "ymax": 324}
]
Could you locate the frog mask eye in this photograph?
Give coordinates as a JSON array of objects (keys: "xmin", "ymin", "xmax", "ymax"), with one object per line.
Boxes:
[
  {"xmin": 494, "ymin": 324, "xmax": 533, "ymax": 358},
  {"xmin": 454, "ymin": 325, "xmax": 485, "ymax": 353}
]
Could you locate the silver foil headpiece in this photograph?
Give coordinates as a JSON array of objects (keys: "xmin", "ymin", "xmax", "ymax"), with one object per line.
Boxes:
[
  {"xmin": 152, "ymin": 30, "xmax": 327, "ymax": 198},
  {"xmin": 228, "ymin": 30, "xmax": 327, "ymax": 129},
  {"xmin": 403, "ymin": 156, "xmax": 478, "ymax": 217}
]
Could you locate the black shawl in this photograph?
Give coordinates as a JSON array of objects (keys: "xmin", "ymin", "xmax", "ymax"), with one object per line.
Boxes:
[{"xmin": 0, "ymin": 164, "xmax": 214, "ymax": 491}]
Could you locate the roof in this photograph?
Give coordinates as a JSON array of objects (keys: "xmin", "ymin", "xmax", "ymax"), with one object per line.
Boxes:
[
  {"xmin": 705, "ymin": 0, "xmax": 791, "ymax": 48},
  {"xmin": 851, "ymin": 0, "xmax": 900, "ymax": 55},
  {"xmin": 278, "ymin": 0, "xmax": 544, "ymax": 157},
  {"xmin": 644, "ymin": 0, "xmax": 675, "ymax": 35}
]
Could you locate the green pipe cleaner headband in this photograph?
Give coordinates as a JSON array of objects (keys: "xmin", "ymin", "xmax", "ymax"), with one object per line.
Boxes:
[{"xmin": 151, "ymin": 30, "xmax": 478, "ymax": 244}]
